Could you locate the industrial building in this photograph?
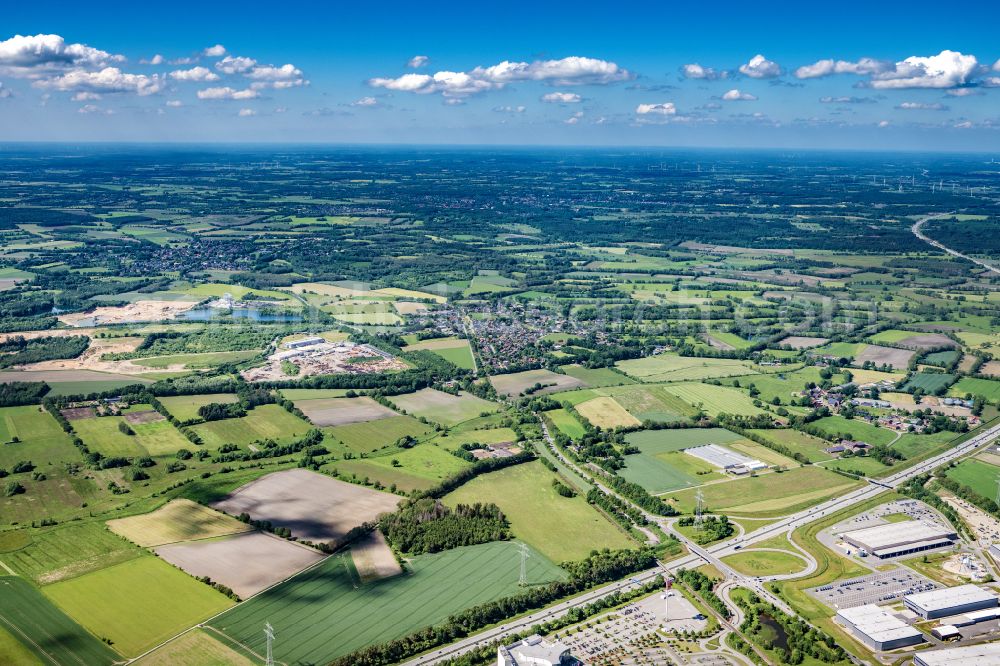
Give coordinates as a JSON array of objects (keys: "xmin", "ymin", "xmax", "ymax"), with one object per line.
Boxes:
[
  {"xmin": 904, "ymin": 584, "xmax": 999, "ymax": 620},
  {"xmin": 839, "ymin": 520, "xmax": 957, "ymax": 559},
  {"xmin": 913, "ymin": 643, "xmax": 1000, "ymax": 666},
  {"xmin": 283, "ymin": 336, "xmax": 326, "ymax": 349},
  {"xmin": 835, "ymin": 604, "xmax": 924, "ymax": 651},
  {"xmin": 498, "ymin": 635, "xmax": 574, "ymax": 666},
  {"xmin": 683, "ymin": 444, "xmax": 767, "ymax": 473}
]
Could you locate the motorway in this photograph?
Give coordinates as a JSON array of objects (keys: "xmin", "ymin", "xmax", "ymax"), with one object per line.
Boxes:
[
  {"xmin": 401, "ymin": 418, "xmax": 1000, "ymax": 665},
  {"xmin": 911, "ymin": 213, "xmax": 1000, "ymax": 275}
]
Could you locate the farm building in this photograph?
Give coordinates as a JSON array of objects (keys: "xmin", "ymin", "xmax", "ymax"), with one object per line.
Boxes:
[
  {"xmin": 913, "ymin": 643, "xmax": 1000, "ymax": 666},
  {"xmin": 834, "ymin": 604, "xmax": 924, "ymax": 651},
  {"xmin": 840, "ymin": 521, "xmax": 957, "ymax": 559},
  {"xmin": 683, "ymin": 444, "xmax": 766, "ymax": 473},
  {"xmin": 498, "ymin": 634, "xmax": 574, "ymax": 666},
  {"xmin": 904, "ymin": 584, "xmax": 998, "ymax": 620}
]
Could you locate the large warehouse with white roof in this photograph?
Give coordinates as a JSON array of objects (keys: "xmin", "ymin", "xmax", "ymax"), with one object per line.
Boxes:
[
  {"xmin": 913, "ymin": 643, "xmax": 1000, "ymax": 666},
  {"xmin": 839, "ymin": 520, "xmax": 957, "ymax": 559},
  {"xmin": 904, "ymin": 584, "xmax": 999, "ymax": 620},
  {"xmin": 834, "ymin": 604, "xmax": 924, "ymax": 651}
]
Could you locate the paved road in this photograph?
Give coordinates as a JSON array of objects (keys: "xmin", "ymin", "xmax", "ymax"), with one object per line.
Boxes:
[{"xmin": 911, "ymin": 213, "xmax": 1000, "ymax": 275}]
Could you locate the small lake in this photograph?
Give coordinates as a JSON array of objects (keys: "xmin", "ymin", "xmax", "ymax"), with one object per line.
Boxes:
[
  {"xmin": 757, "ymin": 612, "xmax": 789, "ymax": 651},
  {"xmin": 180, "ymin": 307, "xmax": 303, "ymax": 322}
]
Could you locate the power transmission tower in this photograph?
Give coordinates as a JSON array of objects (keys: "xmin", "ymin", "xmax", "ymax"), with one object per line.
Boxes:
[
  {"xmin": 264, "ymin": 622, "xmax": 275, "ymax": 666},
  {"xmin": 695, "ymin": 490, "xmax": 705, "ymax": 526},
  {"xmin": 518, "ymin": 543, "xmax": 530, "ymax": 587}
]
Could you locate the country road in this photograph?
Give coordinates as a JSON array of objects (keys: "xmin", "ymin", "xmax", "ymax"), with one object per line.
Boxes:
[{"xmin": 911, "ymin": 213, "xmax": 1000, "ymax": 275}]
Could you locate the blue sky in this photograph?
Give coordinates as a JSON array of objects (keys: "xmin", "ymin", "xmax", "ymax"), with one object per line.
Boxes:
[{"xmin": 2, "ymin": 1, "xmax": 1000, "ymax": 150}]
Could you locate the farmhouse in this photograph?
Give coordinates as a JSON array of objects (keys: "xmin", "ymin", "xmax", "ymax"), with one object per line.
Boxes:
[
  {"xmin": 913, "ymin": 643, "xmax": 1000, "ymax": 666},
  {"xmin": 840, "ymin": 520, "xmax": 957, "ymax": 559},
  {"xmin": 904, "ymin": 584, "xmax": 999, "ymax": 620},
  {"xmin": 835, "ymin": 604, "xmax": 924, "ymax": 651},
  {"xmin": 498, "ymin": 635, "xmax": 574, "ymax": 666},
  {"xmin": 683, "ymin": 444, "xmax": 766, "ymax": 474}
]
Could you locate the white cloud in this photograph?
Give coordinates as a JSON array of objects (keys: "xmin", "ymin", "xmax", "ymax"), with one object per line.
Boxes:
[
  {"xmin": 868, "ymin": 50, "xmax": 978, "ymax": 89},
  {"xmin": 541, "ymin": 91, "xmax": 581, "ymax": 103},
  {"xmin": 444, "ymin": 97, "xmax": 465, "ymax": 105},
  {"xmin": 0, "ymin": 83, "xmax": 10, "ymax": 99},
  {"xmin": 947, "ymin": 87, "xmax": 983, "ymax": 96},
  {"xmin": 564, "ymin": 111, "xmax": 584, "ymax": 125},
  {"xmin": 407, "ymin": 55, "xmax": 429, "ymax": 68},
  {"xmin": 493, "ymin": 105, "xmax": 526, "ymax": 113},
  {"xmin": 722, "ymin": 88, "xmax": 757, "ymax": 101},
  {"xmin": 681, "ymin": 63, "xmax": 726, "ymax": 80},
  {"xmin": 165, "ymin": 99, "xmax": 182, "ymax": 107},
  {"xmin": 77, "ymin": 103, "xmax": 112, "ymax": 115},
  {"xmin": 982, "ymin": 77, "xmax": 1000, "ymax": 88},
  {"xmin": 877, "ymin": 120, "xmax": 891, "ymax": 128},
  {"xmin": 169, "ymin": 66, "xmax": 219, "ymax": 82},
  {"xmin": 896, "ymin": 101, "xmax": 947, "ymax": 110},
  {"xmin": 993, "ymin": 59, "xmax": 1000, "ymax": 72},
  {"xmin": 71, "ymin": 91, "xmax": 101, "ymax": 101},
  {"xmin": 369, "ymin": 56, "xmax": 632, "ymax": 97},
  {"xmin": 635, "ymin": 102, "xmax": 676, "ymax": 115},
  {"xmin": 34, "ymin": 67, "xmax": 164, "ymax": 96},
  {"xmin": 0, "ymin": 34, "xmax": 124, "ymax": 78},
  {"xmin": 795, "ymin": 57, "xmax": 890, "ymax": 79},
  {"xmin": 739, "ymin": 54, "xmax": 781, "ymax": 79},
  {"xmin": 196, "ymin": 86, "xmax": 259, "ymax": 100},
  {"xmin": 246, "ymin": 63, "xmax": 305, "ymax": 89},
  {"xmin": 954, "ymin": 120, "xmax": 973, "ymax": 129},
  {"xmin": 215, "ymin": 55, "xmax": 256, "ymax": 74},
  {"xmin": 819, "ymin": 95, "xmax": 876, "ymax": 104},
  {"xmin": 351, "ymin": 96, "xmax": 378, "ymax": 107},
  {"xmin": 141, "ymin": 54, "xmax": 164, "ymax": 65},
  {"xmin": 203, "ymin": 44, "xmax": 226, "ymax": 57},
  {"xmin": 237, "ymin": 107, "xmax": 256, "ymax": 116}
]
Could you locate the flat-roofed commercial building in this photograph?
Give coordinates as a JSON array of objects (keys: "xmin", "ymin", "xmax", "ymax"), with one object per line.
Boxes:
[
  {"xmin": 835, "ymin": 604, "xmax": 924, "ymax": 651},
  {"xmin": 904, "ymin": 584, "xmax": 999, "ymax": 620},
  {"xmin": 840, "ymin": 521, "xmax": 956, "ymax": 559},
  {"xmin": 913, "ymin": 643, "xmax": 1000, "ymax": 666}
]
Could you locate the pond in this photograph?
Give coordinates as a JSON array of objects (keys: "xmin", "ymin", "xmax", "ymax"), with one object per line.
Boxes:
[{"xmin": 757, "ymin": 612, "xmax": 790, "ymax": 651}]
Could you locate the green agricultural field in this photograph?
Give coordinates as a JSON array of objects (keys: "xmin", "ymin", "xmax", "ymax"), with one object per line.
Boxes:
[
  {"xmin": 615, "ymin": 354, "xmax": 757, "ymax": 382},
  {"xmin": 810, "ymin": 416, "xmax": 897, "ymax": 446},
  {"xmin": 189, "ymin": 404, "xmax": 313, "ymax": 448},
  {"xmin": 278, "ymin": 388, "xmax": 353, "ymax": 400},
  {"xmin": 950, "ymin": 377, "xmax": 1000, "ymax": 403},
  {"xmin": 722, "ymin": 368, "xmax": 827, "ymax": 404},
  {"xmin": 813, "ymin": 342, "xmax": 861, "ymax": 359},
  {"xmin": 157, "ymin": 393, "xmax": 240, "ymax": 422},
  {"xmin": 326, "ymin": 415, "xmax": 433, "ymax": 453},
  {"xmin": 946, "ymin": 458, "xmax": 1000, "ymax": 499},
  {"xmin": 670, "ymin": 466, "xmax": 859, "ymax": 517},
  {"xmin": 0, "ymin": 576, "xmax": 120, "ymax": 664},
  {"xmin": 209, "ymin": 541, "xmax": 564, "ymax": 665},
  {"xmin": 132, "ymin": 350, "xmax": 261, "ymax": 369},
  {"xmin": 560, "ymin": 364, "xmax": 635, "ymax": 387},
  {"xmin": 132, "ymin": 628, "xmax": 256, "ymax": 666},
  {"xmin": 44, "ymin": 378, "xmax": 155, "ymax": 396},
  {"xmin": 44, "ymin": 556, "xmax": 235, "ymax": 657},
  {"xmin": 721, "ymin": 549, "xmax": 807, "ymax": 576},
  {"xmin": 869, "ymin": 329, "xmax": 918, "ymax": 345},
  {"xmin": 403, "ymin": 337, "xmax": 475, "ymax": 369},
  {"xmin": 922, "ymin": 350, "xmax": 960, "ymax": 367},
  {"xmin": 0, "ymin": 626, "xmax": 42, "ymax": 666},
  {"xmin": 821, "ymin": 456, "xmax": 890, "ymax": 477},
  {"xmin": 432, "ymin": 426, "xmax": 520, "ymax": 451},
  {"xmin": 72, "ymin": 411, "xmax": 192, "ymax": 457},
  {"xmin": 660, "ymin": 382, "xmax": 766, "ymax": 417},
  {"xmin": 388, "ymin": 388, "xmax": 499, "ymax": 426},
  {"xmin": 902, "ymin": 372, "xmax": 956, "ymax": 394},
  {"xmin": 546, "ymin": 408, "xmax": 588, "ymax": 439},
  {"xmin": 334, "ymin": 443, "xmax": 471, "ymax": 492},
  {"xmin": 748, "ymin": 429, "xmax": 833, "ymax": 463},
  {"xmin": 0, "ymin": 405, "xmax": 78, "ymax": 469},
  {"xmin": 445, "ymin": 461, "xmax": 633, "ymax": 562},
  {"xmin": 595, "ymin": 384, "xmax": 697, "ymax": 422},
  {"xmin": 619, "ymin": 428, "xmax": 743, "ymax": 493},
  {"xmin": 490, "ymin": 368, "xmax": 588, "ymax": 397},
  {"xmin": 1, "ymin": 521, "xmax": 141, "ymax": 584}
]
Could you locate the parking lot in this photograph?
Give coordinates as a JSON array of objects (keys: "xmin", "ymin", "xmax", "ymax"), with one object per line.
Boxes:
[
  {"xmin": 556, "ymin": 591, "xmax": 709, "ymax": 663},
  {"xmin": 808, "ymin": 568, "xmax": 938, "ymax": 610}
]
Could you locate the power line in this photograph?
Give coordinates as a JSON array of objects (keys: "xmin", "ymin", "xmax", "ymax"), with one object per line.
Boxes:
[{"xmin": 264, "ymin": 622, "xmax": 275, "ymax": 666}]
